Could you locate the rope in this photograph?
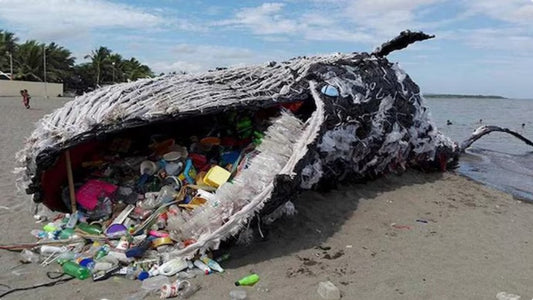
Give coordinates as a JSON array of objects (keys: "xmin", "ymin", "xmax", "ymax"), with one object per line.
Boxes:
[{"xmin": 0, "ymin": 272, "xmax": 73, "ymax": 298}]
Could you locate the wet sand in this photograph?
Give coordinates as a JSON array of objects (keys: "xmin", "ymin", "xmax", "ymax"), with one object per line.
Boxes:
[{"xmin": 1, "ymin": 96, "xmax": 532, "ymax": 299}]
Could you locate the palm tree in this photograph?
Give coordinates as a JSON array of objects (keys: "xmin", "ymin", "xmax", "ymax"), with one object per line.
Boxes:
[
  {"xmin": 0, "ymin": 30, "xmax": 18, "ymax": 76},
  {"xmin": 107, "ymin": 53, "xmax": 124, "ymax": 83},
  {"xmin": 14, "ymin": 40, "xmax": 44, "ymax": 81},
  {"xmin": 44, "ymin": 42, "xmax": 75, "ymax": 83},
  {"xmin": 123, "ymin": 57, "xmax": 153, "ymax": 81},
  {"xmin": 84, "ymin": 46, "xmax": 111, "ymax": 86}
]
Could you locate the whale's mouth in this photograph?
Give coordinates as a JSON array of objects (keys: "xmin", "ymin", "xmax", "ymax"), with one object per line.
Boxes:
[{"xmin": 37, "ymin": 82, "xmax": 324, "ymax": 255}]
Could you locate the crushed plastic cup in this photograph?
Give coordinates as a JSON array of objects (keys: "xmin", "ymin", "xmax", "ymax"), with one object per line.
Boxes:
[
  {"xmin": 230, "ymin": 289, "xmax": 247, "ymax": 300},
  {"xmin": 141, "ymin": 275, "xmax": 170, "ymax": 291},
  {"xmin": 317, "ymin": 281, "xmax": 341, "ymax": 300},
  {"xmin": 20, "ymin": 249, "xmax": 40, "ymax": 264}
]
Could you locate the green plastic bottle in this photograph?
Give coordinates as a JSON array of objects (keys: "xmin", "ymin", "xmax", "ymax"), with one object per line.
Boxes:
[
  {"xmin": 77, "ymin": 223, "xmax": 103, "ymax": 235},
  {"xmin": 62, "ymin": 261, "xmax": 91, "ymax": 280},
  {"xmin": 234, "ymin": 274, "xmax": 259, "ymax": 286}
]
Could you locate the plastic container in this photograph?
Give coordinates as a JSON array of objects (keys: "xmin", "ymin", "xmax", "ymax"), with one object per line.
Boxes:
[
  {"xmin": 178, "ymin": 159, "xmax": 197, "ymax": 184},
  {"xmin": 204, "ymin": 166, "xmax": 231, "ymax": 188},
  {"xmin": 158, "ymin": 258, "xmax": 188, "ymax": 276},
  {"xmin": 235, "ymin": 274, "xmax": 259, "ymax": 286},
  {"xmin": 317, "ymin": 281, "xmax": 340, "ymax": 300},
  {"xmin": 193, "ymin": 260, "xmax": 211, "ymax": 275},
  {"xmin": 200, "ymin": 255, "xmax": 224, "ymax": 272},
  {"xmin": 62, "ymin": 261, "xmax": 91, "ymax": 280}
]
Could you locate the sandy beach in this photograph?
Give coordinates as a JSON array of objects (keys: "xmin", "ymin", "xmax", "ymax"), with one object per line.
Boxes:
[{"xmin": 1, "ymin": 96, "xmax": 532, "ymax": 300}]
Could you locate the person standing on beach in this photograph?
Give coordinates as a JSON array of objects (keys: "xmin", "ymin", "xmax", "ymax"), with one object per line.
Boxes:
[{"xmin": 20, "ymin": 89, "xmax": 30, "ymax": 109}]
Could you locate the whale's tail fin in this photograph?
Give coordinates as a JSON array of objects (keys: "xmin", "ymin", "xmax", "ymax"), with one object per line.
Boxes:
[
  {"xmin": 373, "ymin": 30, "xmax": 435, "ymax": 57},
  {"xmin": 460, "ymin": 125, "xmax": 533, "ymax": 152}
]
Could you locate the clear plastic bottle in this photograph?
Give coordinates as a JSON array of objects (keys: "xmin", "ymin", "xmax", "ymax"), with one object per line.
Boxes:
[{"xmin": 200, "ymin": 255, "xmax": 224, "ymax": 272}]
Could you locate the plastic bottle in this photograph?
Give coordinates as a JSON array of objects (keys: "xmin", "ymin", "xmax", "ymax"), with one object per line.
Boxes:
[
  {"xmin": 55, "ymin": 251, "xmax": 78, "ymax": 264},
  {"xmin": 193, "ymin": 260, "xmax": 211, "ymax": 275},
  {"xmin": 200, "ymin": 255, "xmax": 224, "ymax": 272},
  {"xmin": 95, "ymin": 245, "xmax": 110, "ymax": 259},
  {"xmin": 235, "ymin": 274, "xmax": 259, "ymax": 286},
  {"xmin": 65, "ymin": 211, "xmax": 79, "ymax": 229},
  {"xmin": 61, "ymin": 261, "xmax": 91, "ymax": 280},
  {"xmin": 77, "ymin": 222, "xmax": 103, "ymax": 235}
]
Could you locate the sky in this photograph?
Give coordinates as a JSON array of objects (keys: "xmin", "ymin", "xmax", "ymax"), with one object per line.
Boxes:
[{"xmin": 0, "ymin": 0, "xmax": 532, "ymax": 98}]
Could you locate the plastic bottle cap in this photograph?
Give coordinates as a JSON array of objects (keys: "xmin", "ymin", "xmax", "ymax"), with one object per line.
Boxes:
[
  {"xmin": 78, "ymin": 258, "xmax": 94, "ymax": 268},
  {"xmin": 137, "ymin": 271, "xmax": 149, "ymax": 281}
]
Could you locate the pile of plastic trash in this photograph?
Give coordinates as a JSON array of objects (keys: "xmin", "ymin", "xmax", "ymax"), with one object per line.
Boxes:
[{"xmin": 20, "ymin": 111, "xmax": 274, "ymax": 298}]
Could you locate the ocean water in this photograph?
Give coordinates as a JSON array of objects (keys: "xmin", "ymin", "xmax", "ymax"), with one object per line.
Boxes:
[{"xmin": 425, "ymin": 97, "xmax": 533, "ymax": 201}]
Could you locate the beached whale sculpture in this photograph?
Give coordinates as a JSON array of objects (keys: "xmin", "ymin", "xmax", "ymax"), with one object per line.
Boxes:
[{"xmin": 15, "ymin": 31, "xmax": 533, "ymax": 257}]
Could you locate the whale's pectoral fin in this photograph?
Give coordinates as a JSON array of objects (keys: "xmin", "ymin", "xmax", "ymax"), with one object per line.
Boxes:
[
  {"xmin": 460, "ymin": 125, "xmax": 533, "ymax": 152},
  {"xmin": 373, "ymin": 30, "xmax": 435, "ymax": 57}
]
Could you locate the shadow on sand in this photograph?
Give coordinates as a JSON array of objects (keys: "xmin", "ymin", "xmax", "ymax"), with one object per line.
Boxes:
[{"xmin": 224, "ymin": 171, "xmax": 444, "ymax": 268}]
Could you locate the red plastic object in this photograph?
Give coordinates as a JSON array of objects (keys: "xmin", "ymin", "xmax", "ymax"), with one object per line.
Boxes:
[
  {"xmin": 189, "ymin": 153, "xmax": 209, "ymax": 171},
  {"xmin": 76, "ymin": 180, "xmax": 118, "ymax": 210}
]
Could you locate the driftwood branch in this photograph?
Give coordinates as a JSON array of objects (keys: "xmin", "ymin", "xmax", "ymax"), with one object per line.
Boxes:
[
  {"xmin": 460, "ymin": 125, "xmax": 533, "ymax": 152},
  {"xmin": 373, "ymin": 30, "xmax": 435, "ymax": 57}
]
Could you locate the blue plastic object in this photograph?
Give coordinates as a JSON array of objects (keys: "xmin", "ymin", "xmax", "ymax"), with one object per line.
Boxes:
[
  {"xmin": 79, "ymin": 258, "xmax": 94, "ymax": 269},
  {"xmin": 320, "ymin": 85, "xmax": 339, "ymax": 97},
  {"xmin": 126, "ymin": 237, "xmax": 154, "ymax": 258},
  {"xmin": 182, "ymin": 159, "xmax": 195, "ymax": 184},
  {"xmin": 221, "ymin": 151, "xmax": 240, "ymax": 166},
  {"xmin": 137, "ymin": 271, "xmax": 149, "ymax": 281}
]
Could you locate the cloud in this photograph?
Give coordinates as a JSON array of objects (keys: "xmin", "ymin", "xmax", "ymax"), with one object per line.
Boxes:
[
  {"xmin": 344, "ymin": 0, "xmax": 446, "ymax": 37},
  {"xmin": 464, "ymin": 0, "xmax": 533, "ymax": 24},
  {"xmin": 0, "ymin": 0, "xmax": 164, "ymax": 40},
  {"xmin": 149, "ymin": 44, "xmax": 269, "ymax": 74},
  {"xmin": 453, "ymin": 27, "xmax": 533, "ymax": 56},
  {"xmin": 218, "ymin": 3, "xmax": 299, "ymax": 35},
  {"xmin": 215, "ymin": 2, "xmax": 377, "ymax": 44},
  {"xmin": 215, "ymin": 1, "xmax": 453, "ymax": 44}
]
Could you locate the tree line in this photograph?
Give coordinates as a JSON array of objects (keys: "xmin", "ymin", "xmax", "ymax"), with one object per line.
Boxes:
[{"xmin": 0, "ymin": 29, "xmax": 153, "ymax": 94}]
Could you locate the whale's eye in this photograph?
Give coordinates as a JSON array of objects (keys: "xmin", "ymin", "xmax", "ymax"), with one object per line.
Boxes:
[{"xmin": 320, "ymin": 84, "xmax": 339, "ymax": 97}]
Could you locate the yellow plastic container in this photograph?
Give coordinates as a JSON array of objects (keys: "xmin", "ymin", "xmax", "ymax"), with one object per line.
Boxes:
[{"xmin": 204, "ymin": 166, "xmax": 231, "ymax": 188}]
